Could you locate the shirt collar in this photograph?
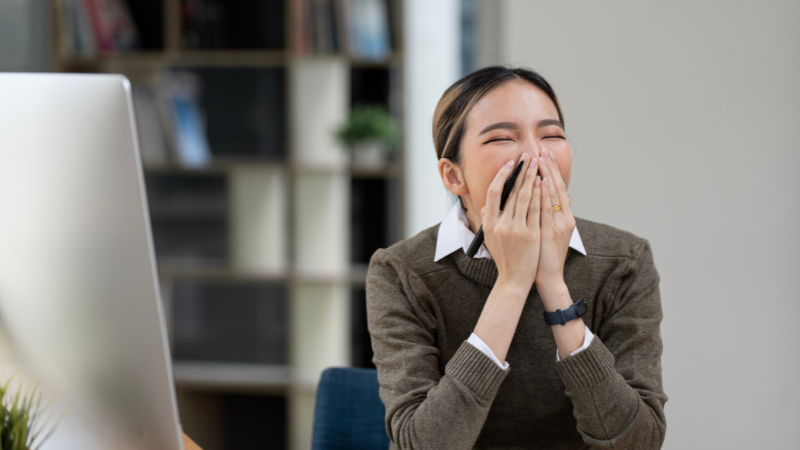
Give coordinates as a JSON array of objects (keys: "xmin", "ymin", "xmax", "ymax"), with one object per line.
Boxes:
[{"xmin": 434, "ymin": 199, "xmax": 587, "ymax": 262}]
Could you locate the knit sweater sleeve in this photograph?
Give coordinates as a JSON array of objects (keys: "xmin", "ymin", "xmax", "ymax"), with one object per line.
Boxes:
[
  {"xmin": 555, "ymin": 239, "xmax": 668, "ymax": 449},
  {"xmin": 366, "ymin": 248, "xmax": 509, "ymax": 450}
]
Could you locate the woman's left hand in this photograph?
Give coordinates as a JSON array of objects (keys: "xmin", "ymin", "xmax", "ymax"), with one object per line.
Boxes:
[{"xmin": 534, "ymin": 151, "xmax": 576, "ymax": 303}]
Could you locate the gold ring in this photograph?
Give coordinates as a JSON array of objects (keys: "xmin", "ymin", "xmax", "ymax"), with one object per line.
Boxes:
[{"xmin": 552, "ymin": 203, "xmax": 562, "ymax": 212}]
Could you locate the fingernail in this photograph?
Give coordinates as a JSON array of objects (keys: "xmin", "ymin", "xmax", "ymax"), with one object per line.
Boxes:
[
  {"xmin": 522, "ymin": 153, "xmax": 530, "ymax": 161},
  {"xmin": 506, "ymin": 160, "xmax": 514, "ymax": 168},
  {"xmin": 534, "ymin": 176, "xmax": 541, "ymax": 186},
  {"xmin": 532, "ymin": 158, "xmax": 538, "ymax": 165}
]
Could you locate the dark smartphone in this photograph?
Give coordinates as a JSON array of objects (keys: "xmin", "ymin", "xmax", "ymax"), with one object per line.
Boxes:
[{"xmin": 466, "ymin": 159, "xmax": 526, "ymax": 257}]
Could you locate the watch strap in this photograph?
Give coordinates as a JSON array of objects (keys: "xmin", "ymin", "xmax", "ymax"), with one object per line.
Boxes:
[{"xmin": 543, "ymin": 299, "xmax": 587, "ymax": 326}]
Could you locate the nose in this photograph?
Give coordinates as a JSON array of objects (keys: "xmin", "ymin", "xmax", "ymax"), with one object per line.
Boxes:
[{"xmin": 520, "ymin": 139, "xmax": 543, "ymax": 160}]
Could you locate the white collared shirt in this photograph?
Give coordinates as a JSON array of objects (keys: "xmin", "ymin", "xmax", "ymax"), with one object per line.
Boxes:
[{"xmin": 434, "ymin": 199, "xmax": 593, "ymax": 369}]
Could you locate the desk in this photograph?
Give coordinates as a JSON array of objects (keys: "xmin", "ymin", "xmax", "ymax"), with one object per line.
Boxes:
[{"xmin": 182, "ymin": 433, "xmax": 202, "ymax": 450}]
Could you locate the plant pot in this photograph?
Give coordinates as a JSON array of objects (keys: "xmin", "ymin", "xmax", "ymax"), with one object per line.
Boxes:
[{"xmin": 350, "ymin": 140, "xmax": 390, "ymax": 166}]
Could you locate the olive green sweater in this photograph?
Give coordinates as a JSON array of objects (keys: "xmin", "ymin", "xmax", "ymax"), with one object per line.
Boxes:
[{"xmin": 366, "ymin": 217, "xmax": 667, "ymax": 449}]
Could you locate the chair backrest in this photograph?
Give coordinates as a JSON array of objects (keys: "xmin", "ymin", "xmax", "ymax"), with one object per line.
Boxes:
[{"xmin": 311, "ymin": 367, "xmax": 390, "ymax": 450}]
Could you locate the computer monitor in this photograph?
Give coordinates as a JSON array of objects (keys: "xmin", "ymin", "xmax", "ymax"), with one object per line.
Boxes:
[{"xmin": 0, "ymin": 73, "xmax": 183, "ymax": 450}]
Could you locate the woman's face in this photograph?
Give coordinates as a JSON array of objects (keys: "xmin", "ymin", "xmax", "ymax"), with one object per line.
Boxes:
[{"xmin": 446, "ymin": 80, "xmax": 572, "ymax": 227}]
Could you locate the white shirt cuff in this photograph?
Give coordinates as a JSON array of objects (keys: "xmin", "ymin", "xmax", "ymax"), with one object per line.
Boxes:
[
  {"xmin": 467, "ymin": 333, "xmax": 509, "ymax": 370},
  {"xmin": 556, "ymin": 326, "xmax": 594, "ymax": 361}
]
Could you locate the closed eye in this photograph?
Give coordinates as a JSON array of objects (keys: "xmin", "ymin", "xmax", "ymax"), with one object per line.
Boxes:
[
  {"xmin": 544, "ymin": 135, "xmax": 566, "ymax": 139},
  {"xmin": 484, "ymin": 137, "xmax": 512, "ymax": 144}
]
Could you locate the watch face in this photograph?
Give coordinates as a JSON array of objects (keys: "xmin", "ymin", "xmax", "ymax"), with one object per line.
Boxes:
[{"xmin": 575, "ymin": 300, "xmax": 588, "ymax": 316}]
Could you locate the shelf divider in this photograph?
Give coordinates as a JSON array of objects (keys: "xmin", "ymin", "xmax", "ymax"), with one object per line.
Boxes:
[
  {"xmin": 230, "ymin": 166, "xmax": 289, "ymax": 273},
  {"xmin": 289, "ymin": 56, "xmax": 349, "ymax": 168}
]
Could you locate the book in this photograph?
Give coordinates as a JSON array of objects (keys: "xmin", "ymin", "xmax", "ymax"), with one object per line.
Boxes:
[
  {"xmin": 170, "ymin": 98, "xmax": 212, "ymax": 168},
  {"xmin": 71, "ymin": 0, "xmax": 98, "ymax": 56},
  {"xmin": 95, "ymin": 0, "xmax": 140, "ymax": 50},
  {"xmin": 334, "ymin": 0, "xmax": 351, "ymax": 54},
  {"xmin": 291, "ymin": 0, "xmax": 310, "ymax": 53},
  {"xmin": 158, "ymin": 72, "xmax": 213, "ymax": 168},
  {"xmin": 292, "ymin": 0, "xmax": 390, "ymax": 58},
  {"xmin": 81, "ymin": 0, "xmax": 114, "ymax": 53},
  {"xmin": 56, "ymin": 0, "xmax": 139, "ymax": 58},
  {"xmin": 56, "ymin": 0, "xmax": 76, "ymax": 58},
  {"xmin": 132, "ymin": 85, "xmax": 169, "ymax": 166},
  {"xmin": 350, "ymin": 0, "xmax": 390, "ymax": 60}
]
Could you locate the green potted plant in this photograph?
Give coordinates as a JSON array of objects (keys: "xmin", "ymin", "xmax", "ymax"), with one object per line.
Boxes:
[
  {"xmin": 334, "ymin": 104, "xmax": 399, "ymax": 165},
  {"xmin": 0, "ymin": 374, "xmax": 60, "ymax": 450}
]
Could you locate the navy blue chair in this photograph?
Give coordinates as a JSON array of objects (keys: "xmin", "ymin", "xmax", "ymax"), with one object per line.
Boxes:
[{"xmin": 311, "ymin": 367, "xmax": 390, "ymax": 450}]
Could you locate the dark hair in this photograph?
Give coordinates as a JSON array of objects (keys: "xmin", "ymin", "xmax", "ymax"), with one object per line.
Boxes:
[{"xmin": 432, "ymin": 65, "xmax": 565, "ymax": 165}]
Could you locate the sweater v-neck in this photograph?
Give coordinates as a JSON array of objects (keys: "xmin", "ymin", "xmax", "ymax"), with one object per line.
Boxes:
[
  {"xmin": 452, "ymin": 246, "xmax": 582, "ymax": 289},
  {"xmin": 453, "ymin": 249, "xmax": 498, "ymax": 288}
]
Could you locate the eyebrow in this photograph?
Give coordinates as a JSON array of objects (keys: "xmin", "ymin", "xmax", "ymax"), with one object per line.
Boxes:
[
  {"xmin": 536, "ymin": 119, "xmax": 564, "ymax": 129},
  {"xmin": 478, "ymin": 122, "xmax": 517, "ymax": 135},
  {"xmin": 478, "ymin": 119, "xmax": 564, "ymax": 136}
]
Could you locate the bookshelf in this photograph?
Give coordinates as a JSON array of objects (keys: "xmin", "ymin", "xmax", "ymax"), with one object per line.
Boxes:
[{"xmin": 51, "ymin": 1, "xmax": 403, "ymax": 449}]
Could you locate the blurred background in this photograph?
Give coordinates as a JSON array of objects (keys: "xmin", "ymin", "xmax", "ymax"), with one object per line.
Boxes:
[{"xmin": 0, "ymin": 0, "xmax": 798, "ymax": 449}]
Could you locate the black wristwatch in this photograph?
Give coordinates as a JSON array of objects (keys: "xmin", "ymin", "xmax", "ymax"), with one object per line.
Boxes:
[{"xmin": 543, "ymin": 299, "xmax": 588, "ymax": 326}]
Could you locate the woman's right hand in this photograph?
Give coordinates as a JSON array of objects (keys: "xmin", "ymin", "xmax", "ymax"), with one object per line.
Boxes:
[{"xmin": 481, "ymin": 153, "xmax": 542, "ymax": 289}]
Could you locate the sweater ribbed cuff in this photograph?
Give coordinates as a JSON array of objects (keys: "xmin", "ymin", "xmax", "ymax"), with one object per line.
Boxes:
[
  {"xmin": 446, "ymin": 340, "xmax": 509, "ymax": 401},
  {"xmin": 555, "ymin": 334, "xmax": 616, "ymax": 391}
]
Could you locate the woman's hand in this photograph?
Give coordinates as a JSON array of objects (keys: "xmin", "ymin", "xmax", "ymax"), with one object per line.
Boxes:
[
  {"xmin": 534, "ymin": 150, "xmax": 576, "ymax": 304},
  {"xmin": 481, "ymin": 153, "xmax": 541, "ymax": 288},
  {"xmin": 473, "ymin": 153, "xmax": 541, "ymax": 362}
]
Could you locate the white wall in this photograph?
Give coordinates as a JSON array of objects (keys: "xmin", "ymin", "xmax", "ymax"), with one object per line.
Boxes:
[
  {"xmin": 488, "ymin": 1, "xmax": 800, "ymax": 448},
  {"xmin": 402, "ymin": 0, "xmax": 461, "ymax": 238}
]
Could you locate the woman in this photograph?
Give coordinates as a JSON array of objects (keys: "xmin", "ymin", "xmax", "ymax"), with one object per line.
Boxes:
[{"xmin": 366, "ymin": 66, "xmax": 667, "ymax": 450}]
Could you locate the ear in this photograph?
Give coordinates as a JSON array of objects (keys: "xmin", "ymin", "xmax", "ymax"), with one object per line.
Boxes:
[{"xmin": 438, "ymin": 158, "xmax": 468, "ymax": 196}]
